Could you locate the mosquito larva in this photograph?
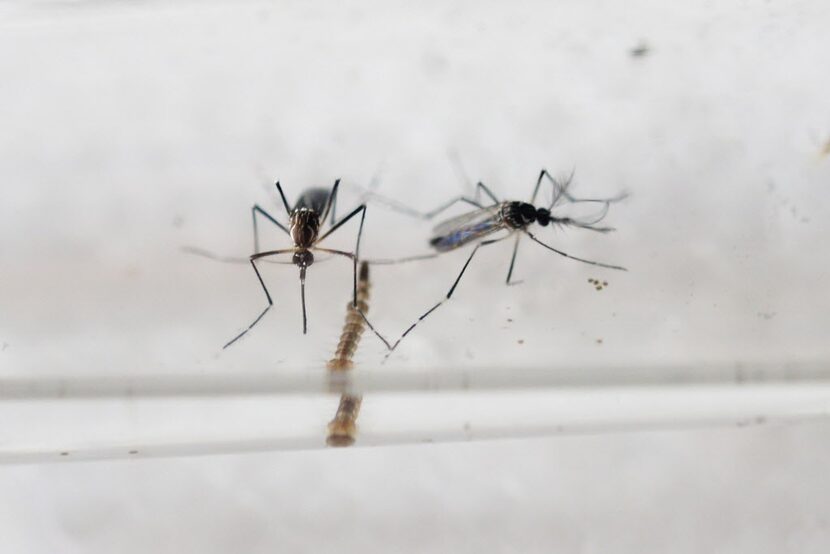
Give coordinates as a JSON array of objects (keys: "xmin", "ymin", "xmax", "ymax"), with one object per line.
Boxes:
[
  {"xmin": 327, "ymin": 262, "xmax": 371, "ymax": 371},
  {"xmin": 326, "ymin": 395, "xmax": 363, "ymax": 448},
  {"xmin": 326, "ymin": 261, "xmax": 371, "ymax": 447}
]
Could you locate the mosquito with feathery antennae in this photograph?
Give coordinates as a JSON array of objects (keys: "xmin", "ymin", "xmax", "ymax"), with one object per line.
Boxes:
[
  {"xmin": 359, "ymin": 169, "xmax": 628, "ymax": 358},
  {"xmin": 222, "ymin": 179, "xmax": 370, "ymax": 349}
]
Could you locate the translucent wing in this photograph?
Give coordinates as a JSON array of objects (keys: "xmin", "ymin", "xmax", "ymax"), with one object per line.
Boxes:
[
  {"xmin": 431, "ymin": 204, "xmax": 502, "ymax": 236},
  {"xmin": 294, "ymin": 187, "xmax": 330, "ymax": 214},
  {"xmin": 429, "ymin": 205, "xmax": 506, "ymax": 252}
]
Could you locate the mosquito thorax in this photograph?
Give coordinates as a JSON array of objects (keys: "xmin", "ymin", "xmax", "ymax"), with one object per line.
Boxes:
[
  {"xmin": 293, "ymin": 250, "xmax": 315, "ymax": 268},
  {"xmin": 290, "ymin": 209, "xmax": 320, "ymax": 247},
  {"xmin": 502, "ymin": 202, "xmax": 539, "ymax": 229}
]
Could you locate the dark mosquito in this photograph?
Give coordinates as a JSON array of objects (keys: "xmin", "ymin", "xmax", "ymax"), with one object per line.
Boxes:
[
  {"xmin": 224, "ymin": 179, "xmax": 368, "ymax": 349},
  {"xmin": 360, "ymin": 169, "xmax": 627, "ymax": 356}
]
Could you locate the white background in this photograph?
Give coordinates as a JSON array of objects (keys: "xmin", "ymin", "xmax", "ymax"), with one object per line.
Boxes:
[{"xmin": 1, "ymin": 0, "xmax": 830, "ymax": 551}]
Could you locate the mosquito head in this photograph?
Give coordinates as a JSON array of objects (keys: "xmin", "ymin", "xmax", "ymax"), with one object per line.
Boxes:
[
  {"xmin": 293, "ymin": 250, "xmax": 315, "ymax": 269},
  {"xmin": 290, "ymin": 209, "xmax": 320, "ymax": 248},
  {"xmin": 536, "ymin": 207, "xmax": 551, "ymax": 226}
]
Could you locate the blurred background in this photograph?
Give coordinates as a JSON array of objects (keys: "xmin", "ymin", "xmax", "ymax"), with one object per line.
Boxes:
[{"xmin": 1, "ymin": 0, "xmax": 829, "ymax": 551}]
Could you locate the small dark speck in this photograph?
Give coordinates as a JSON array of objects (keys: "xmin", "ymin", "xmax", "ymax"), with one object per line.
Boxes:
[
  {"xmin": 757, "ymin": 311, "xmax": 777, "ymax": 320},
  {"xmin": 630, "ymin": 42, "xmax": 650, "ymax": 57},
  {"xmin": 128, "ymin": 450, "xmax": 139, "ymax": 455},
  {"xmin": 821, "ymin": 139, "xmax": 830, "ymax": 158},
  {"xmin": 60, "ymin": 452, "xmax": 69, "ymax": 456},
  {"xmin": 507, "ymin": 318, "xmax": 513, "ymax": 323},
  {"xmin": 754, "ymin": 416, "xmax": 767, "ymax": 425},
  {"xmin": 596, "ymin": 338, "xmax": 603, "ymax": 345},
  {"xmin": 517, "ymin": 339, "xmax": 525, "ymax": 345},
  {"xmin": 1, "ymin": 342, "xmax": 8, "ymax": 351},
  {"xmin": 589, "ymin": 277, "xmax": 608, "ymax": 291}
]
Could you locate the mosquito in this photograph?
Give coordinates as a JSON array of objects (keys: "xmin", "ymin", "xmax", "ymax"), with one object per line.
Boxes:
[
  {"xmin": 361, "ymin": 169, "xmax": 627, "ymax": 356},
  {"xmin": 223, "ymin": 179, "xmax": 368, "ymax": 349}
]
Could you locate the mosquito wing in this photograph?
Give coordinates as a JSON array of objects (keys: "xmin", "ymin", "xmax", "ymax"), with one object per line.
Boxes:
[
  {"xmin": 294, "ymin": 187, "xmax": 330, "ymax": 214},
  {"xmin": 429, "ymin": 205, "xmax": 506, "ymax": 252}
]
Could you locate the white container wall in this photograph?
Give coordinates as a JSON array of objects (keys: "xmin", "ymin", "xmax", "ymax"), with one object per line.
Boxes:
[{"xmin": 1, "ymin": 1, "xmax": 829, "ymax": 552}]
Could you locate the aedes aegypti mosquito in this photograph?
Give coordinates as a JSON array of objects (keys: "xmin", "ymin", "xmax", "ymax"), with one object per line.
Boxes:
[
  {"xmin": 223, "ymin": 179, "xmax": 369, "ymax": 349},
  {"xmin": 361, "ymin": 169, "xmax": 627, "ymax": 355}
]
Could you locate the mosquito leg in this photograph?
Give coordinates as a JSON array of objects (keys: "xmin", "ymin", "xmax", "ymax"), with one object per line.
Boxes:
[
  {"xmin": 524, "ymin": 231, "xmax": 627, "ymax": 271},
  {"xmin": 421, "ymin": 182, "xmax": 498, "ymax": 218},
  {"xmin": 183, "ymin": 246, "xmax": 255, "ymax": 265},
  {"xmin": 447, "ymin": 151, "xmax": 499, "ymax": 205},
  {"xmin": 223, "ymin": 259, "xmax": 271, "ymax": 349},
  {"xmin": 535, "ymin": 169, "xmax": 626, "ymax": 209},
  {"xmin": 352, "ymin": 205, "xmax": 367, "ymax": 305},
  {"xmin": 375, "ymin": 237, "xmax": 506, "ymax": 359},
  {"xmin": 223, "ymin": 248, "xmax": 295, "ymax": 349},
  {"xmin": 473, "ymin": 181, "xmax": 500, "ymax": 205},
  {"xmin": 274, "ymin": 181, "xmax": 292, "ymax": 216},
  {"xmin": 505, "ymin": 234, "xmax": 523, "ymax": 286},
  {"xmin": 321, "ymin": 179, "xmax": 341, "ymax": 225},
  {"xmin": 530, "ymin": 169, "xmax": 548, "ymax": 205},
  {"xmin": 330, "ymin": 186, "xmax": 338, "ymax": 225},
  {"xmin": 314, "ymin": 246, "xmax": 393, "ymax": 352},
  {"xmin": 531, "ymin": 168, "xmax": 575, "ymax": 206},
  {"xmin": 251, "ymin": 205, "xmax": 289, "ymax": 253},
  {"xmin": 357, "ymin": 182, "xmax": 501, "ymax": 221},
  {"xmin": 315, "ymin": 201, "xmax": 366, "ymax": 307},
  {"xmin": 182, "ymin": 246, "xmax": 295, "ymax": 265},
  {"xmin": 361, "ymin": 252, "xmax": 441, "ymax": 265},
  {"xmin": 358, "ymin": 193, "xmax": 483, "ymax": 220},
  {"xmin": 314, "ymin": 248, "xmax": 362, "ymax": 312},
  {"xmin": 317, "ymin": 203, "xmax": 366, "ymax": 244}
]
